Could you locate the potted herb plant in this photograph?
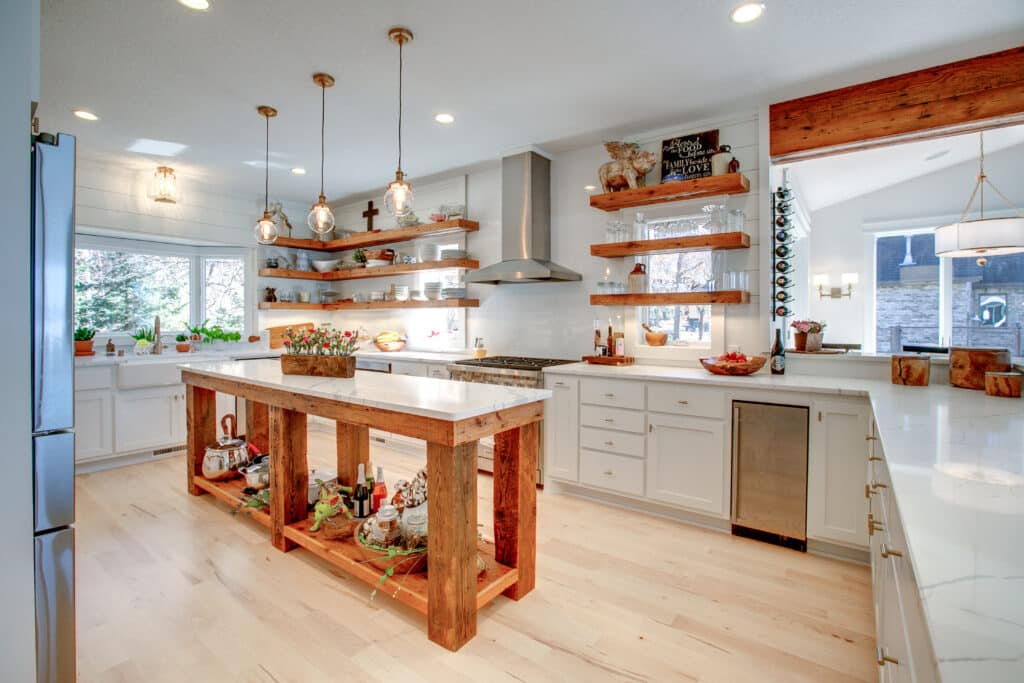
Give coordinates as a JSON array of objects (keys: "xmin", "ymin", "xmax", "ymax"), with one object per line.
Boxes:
[
  {"xmin": 790, "ymin": 320, "xmax": 826, "ymax": 352},
  {"xmin": 131, "ymin": 327, "xmax": 155, "ymax": 355},
  {"xmin": 186, "ymin": 321, "xmax": 206, "ymax": 349},
  {"xmin": 175, "ymin": 333, "xmax": 191, "ymax": 353},
  {"xmin": 353, "ymin": 248, "xmax": 367, "ymax": 267},
  {"xmin": 281, "ymin": 325, "xmax": 360, "ymax": 377},
  {"xmin": 73, "ymin": 326, "xmax": 97, "ymax": 355}
]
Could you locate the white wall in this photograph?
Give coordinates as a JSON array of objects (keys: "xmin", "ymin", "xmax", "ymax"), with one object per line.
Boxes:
[
  {"xmin": 0, "ymin": 1, "xmax": 41, "ymax": 680},
  {"xmin": 803, "ymin": 144, "xmax": 1024, "ymax": 346}
]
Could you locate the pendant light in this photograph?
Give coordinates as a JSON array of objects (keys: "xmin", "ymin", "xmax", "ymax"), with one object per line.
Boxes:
[
  {"xmin": 307, "ymin": 73, "xmax": 336, "ymax": 235},
  {"xmin": 254, "ymin": 105, "xmax": 279, "ymax": 245},
  {"xmin": 935, "ymin": 131, "xmax": 1024, "ymax": 259},
  {"xmin": 151, "ymin": 166, "xmax": 178, "ymax": 204},
  {"xmin": 384, "ymin": 27, "xmax": 414, "ymax": 218}
]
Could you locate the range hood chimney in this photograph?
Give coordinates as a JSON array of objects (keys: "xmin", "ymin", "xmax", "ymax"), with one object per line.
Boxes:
[{"xmin": 465, "ymin": 150, "xmax": 582, "ymax": 284}]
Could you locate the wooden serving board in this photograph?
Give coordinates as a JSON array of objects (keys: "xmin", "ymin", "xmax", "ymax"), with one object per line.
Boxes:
[
  {"xmin": 265, "ymin": 322, "xmax": 314, "ymax": 349},
  {"xmin": 582, "ymin": 355, "xmax": 635, "ymax": 366}
]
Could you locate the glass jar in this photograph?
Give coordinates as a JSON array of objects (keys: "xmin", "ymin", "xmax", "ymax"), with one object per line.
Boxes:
[
  {"xmin": 368, "ymin": 504, "xmax": 403, "ymax": 547},
  {"xmin": 728, "ymin": 209, "xmax": 745, "ymax": 232}
]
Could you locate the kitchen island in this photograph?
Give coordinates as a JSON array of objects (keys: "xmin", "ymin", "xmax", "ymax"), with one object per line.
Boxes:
[{"xmin": 179, "ymin": 359, "xmax": 550, "ymax": 651}]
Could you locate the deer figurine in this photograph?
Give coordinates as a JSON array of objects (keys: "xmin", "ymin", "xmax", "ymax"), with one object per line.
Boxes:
[{"xmin": 598, "ymin": 142, "xmax": 657, "ymax": 193}]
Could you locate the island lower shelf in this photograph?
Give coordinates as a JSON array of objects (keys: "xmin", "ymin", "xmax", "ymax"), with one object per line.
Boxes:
[{"xmin": 193, "ymin": 474, "xmax": 518, "ymax": 616}]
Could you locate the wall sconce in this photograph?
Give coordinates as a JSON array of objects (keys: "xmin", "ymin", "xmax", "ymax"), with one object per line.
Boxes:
[
  {"xmin": 150, "ymin": 166, "xmax": 178, "ymax": 204},
  {"xmin": 816, "ymin": 273, "xmax": 858, "ymax": 299}
]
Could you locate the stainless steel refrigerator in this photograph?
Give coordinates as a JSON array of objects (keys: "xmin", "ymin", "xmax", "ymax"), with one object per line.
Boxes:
[{"xmin": 32, "ymin": 132, "xmax": 76, "ymax": 683}]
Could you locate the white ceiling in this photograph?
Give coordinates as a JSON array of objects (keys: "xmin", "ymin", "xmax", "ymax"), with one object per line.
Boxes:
[
  {"xmin": 787, "ymin": 124, "xmax": 1024, "ymax": 212},
  {"xmin": 40, "ymin": 0, "xmax": 1024, "ymax": 205}
]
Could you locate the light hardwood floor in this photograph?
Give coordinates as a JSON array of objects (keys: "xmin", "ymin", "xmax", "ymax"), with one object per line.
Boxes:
[{"xmin": 76, "ymin": 433, "xmax": 875, "ymax": 682}]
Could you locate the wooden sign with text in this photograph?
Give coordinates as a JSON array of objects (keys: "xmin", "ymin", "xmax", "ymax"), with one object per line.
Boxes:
[{"xmin": 660, "ymin": 129, "xmax": 719, "ymax": 182}]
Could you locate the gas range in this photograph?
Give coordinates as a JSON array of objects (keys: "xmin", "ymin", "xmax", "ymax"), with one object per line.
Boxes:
[{"xmin": 448, "ymin": 356, "xmax": 577, "ymax": 384}]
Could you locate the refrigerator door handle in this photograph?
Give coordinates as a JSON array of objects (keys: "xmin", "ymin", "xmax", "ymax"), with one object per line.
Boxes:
[{"xmin": 35, "ymin": 529, "xmax": 76, "ymax": 683}]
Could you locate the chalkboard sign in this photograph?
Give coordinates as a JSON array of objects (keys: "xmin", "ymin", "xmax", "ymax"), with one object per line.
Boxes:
[{"xmin": 660, "ymin": 129, "xmax": 719, "ymax": 182}]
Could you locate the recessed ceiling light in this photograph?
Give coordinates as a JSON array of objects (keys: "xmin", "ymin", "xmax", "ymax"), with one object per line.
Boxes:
[
  {"xmin": 434, "ymin": 113, "xmax": 455, "ymax": 125},
  {"xmin": 584, "ymin": 185, "xmax": 597, "ymax": 192},
  {"xmin": 126, "ymin": 138, "xmax": 188, "ymax": 157},
  {"xmin": 177, "ymin": 0, "xmax": 210, "ymax": 10},
  {"xmin": 73, "ymin": 110, "xmax": 99, "ymax": 121},
  {"xmin": 290, "ymin": 167, "xmax": 306, "ymax": 175},
  {"xmin": 730, "ymin": 2, "xmax": 765, "ymax": 23}
]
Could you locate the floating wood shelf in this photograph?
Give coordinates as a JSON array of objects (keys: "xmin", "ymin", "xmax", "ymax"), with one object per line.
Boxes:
[
  {"xmin": 591, "ymin": 231, "xmax": 751, "ymax": 258},
  {"xmin": 271, "ymin": 219, "xmax": 478, "ymax": 252},
  {"xmin": 192, "ymin": 476, "xmax": 518, "ymax": 616},
  {"xmin": 590, "ymin": 290, "xmax": 749, "ymax": 306},
  {"xmin": 589, "ymin": 173, "xmax": 750, "ymax": 212},
  {"xmin": 259, "ymin": 298, "xmax": 479, "ymax": 312},
  {"xmin": 259, "ymin": 258, "xmax": 478, "ymax": 282}
]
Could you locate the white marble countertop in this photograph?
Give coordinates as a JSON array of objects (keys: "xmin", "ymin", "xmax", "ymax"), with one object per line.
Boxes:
[
  {"xmin": 75, "ymin": 346, "xmax": 280, "ymax": 367},
  {"xmin": 353, "ymin": 349, "xmax": 474, "ymax": 363},
  {"xmin": 545, "ymin": 362, "xmax": 1024, "ymax": 682},
  {"xmin": 179, "ymin": 359, "xmax": 550, "ymax": 421}
]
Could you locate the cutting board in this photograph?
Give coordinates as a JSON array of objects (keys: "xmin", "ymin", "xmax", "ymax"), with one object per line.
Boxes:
[{"xmin": 265, "ymin": 322, "xmax": 314, "ymax": 349}]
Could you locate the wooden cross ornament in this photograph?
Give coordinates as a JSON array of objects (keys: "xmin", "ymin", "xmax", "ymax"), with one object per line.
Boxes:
[{"xmin": 362, "ymin": 200, "xmax": 380, "ymax": 232}]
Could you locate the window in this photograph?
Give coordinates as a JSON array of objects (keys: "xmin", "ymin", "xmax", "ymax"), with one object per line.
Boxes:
[
  {"xmin": 74, "ymin": 235, "xmax": 250, "ymax": 338},
  {"xmin": 874, "ymin": 232, "xmax": 940, "ymax": 352},
  {"xmin": 641, "ymin": 251, "xmax": 713, "ymax": 346},
  {"xmin": 950, "ymin": 252, "xmax": 1024, "ymax": 350}
]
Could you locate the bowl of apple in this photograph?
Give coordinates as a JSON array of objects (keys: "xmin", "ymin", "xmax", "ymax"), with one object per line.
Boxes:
[{"xmin": 699, "ymin": 352, "xmax": 767, "ymax": 376}]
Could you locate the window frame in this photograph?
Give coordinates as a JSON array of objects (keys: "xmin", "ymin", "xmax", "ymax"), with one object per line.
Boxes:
[{"xmin": 74, "ymin": 233, "xmax": 253, "ymax": 344}]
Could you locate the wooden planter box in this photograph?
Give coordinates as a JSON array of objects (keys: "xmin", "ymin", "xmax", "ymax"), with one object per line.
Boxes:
[
  {"xmin": 949, "ymin": 347, "xmax": 1011, "ymax": 390},
  {"xmin": 281, "ymin": 354, "xmax": 356, "ymax": 378},
  {"xmin": 891, "ymin": 355, "xmax": 930, "ymax": 386}
]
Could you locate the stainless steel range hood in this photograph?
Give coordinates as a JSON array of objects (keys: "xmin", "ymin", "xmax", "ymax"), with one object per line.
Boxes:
[{"xmin": 465, "ymin": 151, "xmax": 582, "ymax": 284}]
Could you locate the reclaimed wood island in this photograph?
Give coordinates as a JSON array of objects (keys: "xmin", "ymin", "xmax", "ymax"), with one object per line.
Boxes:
[{"xmin": 179, "ymin": 359, "xmax": 550, "ymax": 651}]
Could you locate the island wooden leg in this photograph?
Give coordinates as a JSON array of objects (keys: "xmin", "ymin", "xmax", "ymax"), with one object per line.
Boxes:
[
  {"xmin": 186, "ymin": 385, "xmax": 216, "ymax": 496},
  {"xmin": 335, "ymin": 421, "xmax": 369, "ymax": 488},
  {"xmin": 245, "ymin": 399, "xmax": 270, "ymax": 454},
  {"xmin": 269, "ymin": 406, "xmax": 308, "ymax": 552},
  {"xmin": 493, "ymin": 422, "xmax": 538, "ymax": 599},
  {"xmin": 427, "ymin": 440, "xmax": 478, "ymax": 651}
]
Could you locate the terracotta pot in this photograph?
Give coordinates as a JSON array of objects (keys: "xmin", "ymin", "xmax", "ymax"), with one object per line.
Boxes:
[
  {"xmin": 805, "ymin": 332, "xmax": 823, "ymax": 352},
  {"xmin": 74, "ymin": 339, "xmax": 94, "ymax": 354},
  {"xmin": 793, "ymin": 331, "xmax": 807, "ymax": 351},
  {"xmin": 176, "ymin": 343, "xmax": 191, "ymax": 353},
  {"xmin": 280, "ymin": 354, "xmax": 356, "ymax": 378}
]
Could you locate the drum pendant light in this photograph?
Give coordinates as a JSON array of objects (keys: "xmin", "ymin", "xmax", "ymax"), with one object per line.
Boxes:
[
  {"xmin": 384, "ymin": 27, "xmax": 414, "ymax": 218},
  {"xmin": 307, "ymin": 73, "xmax": 336, "ymax": 235},
  {"xmin": 935, "ymin": 132, "xmax": 1024, "ymax": 259},
  {"xmin": 254, "ymin": 106, "xmax": 279, "ymax": 245}
]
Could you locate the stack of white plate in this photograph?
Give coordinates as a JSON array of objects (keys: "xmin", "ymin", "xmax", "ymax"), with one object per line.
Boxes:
[
  {"xmin": 390, "ymin": 284, "xmax": 410, "ymax": 301},
  {"xmin": 440, "ymin": 249, "xmax": 468, "ymax": 260},
  {"xmin": 424, "ymin": 282, "xmax": 442, "ymax": 300},
  {"xmin": 370, "ymin": 290, "xmax": 386, "ymax": 302},
  {"xmin": 442, "ymin": 287, "xmax": 467, "ymax": 299}
]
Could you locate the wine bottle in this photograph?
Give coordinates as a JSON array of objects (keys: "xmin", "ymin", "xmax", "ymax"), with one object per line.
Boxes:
[
  {"xmin": 775, "ymin": 229, "xmax": 790, "ymax": 243},
  {"xmin": 775, "ymin": 275, "xmax": 792, "ymax": 288},
  {"xmin": 775, "ymin": 261, "xmax": 793, "ymax": 273},
  {"xmin": 372, "ymin": 465, "xmax": 388, "ymax": 514},
  {"xmin": 774, "ymin": 245, "xmax": 792, "ymax": 259},
  {"xmin": 775, "ymin": 305, "xmax": 791, "ymax": 317},
  {"xmin": 775, "ymin": 187, "xmax": 792, "ymax": 201},
  {"xmin": 775, "ymin": 214, "xmax": 791, "ymax": 227},
  {"xmin": 365, "ymin": 465, "xmax": 375, "ymax": 511},
  {"xmin": 353, "ymin": 463, "xmax": 370, "ymax": 518},
  {"xmin": 770, "ymin": 328, "xmax": 786, "ymax": 375},
  {"xmin": 774, "ymin": 290, "xmax": 793, "ymax": 303}
]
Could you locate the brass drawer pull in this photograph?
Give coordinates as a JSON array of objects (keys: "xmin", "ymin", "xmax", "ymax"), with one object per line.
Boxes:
[
  {"xmin": 604, "ymin": 440, "xmax": 614, "ymax": 446},
  {"xmin": 603, "ymin": 418, "xmax": 614, "ymax": 423},
  {"xmin": 867, "ymin": 513, "xmax": 884, "ymax": 536},
  {"xmin": 868, "ymin": 455, "xmax": 883, "ymax": 462},
  {"xmin": 880, "ymin": 544, "xmax": 903, "ymax": 559},
  {"xmin": 871, "ymin": 481, "xmax": 888, "ymax": 490},
  {"xmin": 604, "ymin": 393, "xmax": 616, "ymax": 398},
  {"xmin": 864, "ymin": 484, "xmax": 877, "ymax": 499},
  {"xmin": 678, "ymin": 400, "xmax": 689, "ymax": 405},
  {"xmin": 876, "ymin": 648, "xmax": 899, "ymax": 666},
  {"xmin": 865, "ymin": 435, "xmax": 879, "ymax": 441},
  {"xmin": 603, "ymin": 469, "xmax": 614, "ymax": 476}
]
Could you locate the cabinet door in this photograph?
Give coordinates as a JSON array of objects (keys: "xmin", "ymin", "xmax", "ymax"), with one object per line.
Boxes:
[
  {"xmin": 114, "ymin": 386, "xmax": 181, "ymax": 453},
  {"xmin": 74, "ymin": 389, "xmax": 113, "ymax": 461},
  {"xmin": 544, "ymin": 376, "xmax": 579, "ymax": 482},
  {"xmin": 646, "ymin": 413, "xmax": 727, "ymax": 516},
  {"xmin": 425, "ymin": 364, "xmax": 450, "ymax": 380},
  {"xmin": 390, "ymin": 361, "xmax": 427, "ymax": 377},
  {"xmin": 808, "ymin": 400, "xmax": 870, "ymax": 548}
]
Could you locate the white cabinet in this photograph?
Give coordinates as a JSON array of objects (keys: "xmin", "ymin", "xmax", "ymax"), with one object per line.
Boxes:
[
  {"xmin": 390, "ymin": 360, "xmax": 427, "ymax": 377},
  {"xmin": 114, "ymin": 386, "xmax": 184, "ymax": 454},
  {"xmin": 544, "ymin": 375, "xmax": 579, "ymax": 482},
  {"xmin": 808, "ymin": 399, "xmax": 870, "ymax": 548},
  {"xmin": 425, "ymin": 364, "xmax": 450, "ymax": 380},
  {"xmin": 646, "ymin": 413, "xmax": 727, "ymax": 516},
  {"xmin": 74, "ymin": 389, "xmax": 113, "ymax": 461}
]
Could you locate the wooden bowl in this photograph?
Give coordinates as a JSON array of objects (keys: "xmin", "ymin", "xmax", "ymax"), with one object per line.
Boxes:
[
  {"xmin": 644, "ymin": 331, "xmax": 668, "ymax": 346},
  {"xmin": 354, "ymin": 533, "xmax": 427, "ymax": 574},
  {"xmin": 374, "ymin": 340, "xmax": 406, "ymax": 352},
  {"xmin": 699, "ymin": 356, "xmax": 767, "ymax": 376}
]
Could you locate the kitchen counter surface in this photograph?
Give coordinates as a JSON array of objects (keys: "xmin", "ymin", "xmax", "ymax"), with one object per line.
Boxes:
[
  {"xmin": 546, "ymin": 362, "xmax": 1024, "ymax": 682},
  {"xmin": 354, "ymin": 349, "xmax": 474, "ymax": 363},
  {"xmin": 180, "ymin": 358, "xmax": 550, "ymax": 421},
  {"xmin": 75, "ymin": 347, "xmax": 279, "ymax": 366}
]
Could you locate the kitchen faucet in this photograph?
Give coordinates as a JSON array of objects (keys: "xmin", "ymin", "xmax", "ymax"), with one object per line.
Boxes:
[{"xmin": 153, "ymin": 315, "xmax": 162, "ymax": 355}]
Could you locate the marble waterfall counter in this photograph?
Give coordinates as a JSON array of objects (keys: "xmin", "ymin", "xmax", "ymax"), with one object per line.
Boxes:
[
  {"xmin": 179, "ymin": 359, "xmax": 550, "ymax": 651},
  {"xmin": 544, "ymin": 362, "xmax": 1024, "ymax": 682}
]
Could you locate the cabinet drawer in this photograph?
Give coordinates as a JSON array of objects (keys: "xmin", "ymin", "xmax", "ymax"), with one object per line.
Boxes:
[
  {"xmin": 425, "ymin": 364, "xmax": 450, "ymax": 380},
  {"xmin": 580, "ymin": 426, "xmax": 644, "ymax": 458},
  {"xmin": 390, "ymin": 361, "xmax": 426, "ymax": 377},
  {"xmin": 579, "ymin": 449, "xmax": 645, "ymax": 496},
  {"xmin": 76, "ymin": 365, "xmax": 113, "ymax": 391},
  {"xmin": 580, "ymin": 378, "xmax": 644, "ymax": 410},
  {"xmin": 580, "ymin": 404, "xmax": 645, "ymax": 433},
  {"xmin": 646, "ymin": 382, "xmax": 725, "ymax": 419}
]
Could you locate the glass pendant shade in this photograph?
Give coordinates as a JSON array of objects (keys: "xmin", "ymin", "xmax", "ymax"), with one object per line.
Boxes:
[
  {"xmin": 255, "ymin": 210, "xmax": 278, "ymax": 245},
  {"xmin": 384, "ymin": 174, "xmax": 414, "ymax": 218},
  {"xmin": 934, "ymin": 217, "xmax": 1024, "ymax": 257},
  {"xmin": 151, "ymin": 166, "xmax": 177, "ymax": 204},
  {"xmin": 307, "ymin": 194, "xmax": 336, "ymax": 234}
]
